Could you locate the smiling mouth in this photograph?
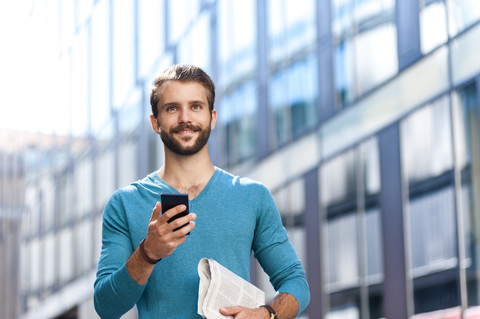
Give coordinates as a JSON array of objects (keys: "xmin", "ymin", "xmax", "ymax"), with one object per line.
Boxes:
[
  {"xmin": 177, "ymin": 129, "xmax": 196, "ymax": 134},
  {"xmin": 171, "ymin": 124, "xmax": 201, "ymax": 134}
]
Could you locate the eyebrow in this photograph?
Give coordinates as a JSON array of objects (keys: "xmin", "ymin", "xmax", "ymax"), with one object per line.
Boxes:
[{"xmin": 161, "ymin": 100, "xmax": 207, "ymax": 109}]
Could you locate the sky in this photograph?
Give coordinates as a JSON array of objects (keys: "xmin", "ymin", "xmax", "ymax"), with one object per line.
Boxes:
[{"xmin": 0, "ymin": 0, "xmax": 46, "ymax": 133}]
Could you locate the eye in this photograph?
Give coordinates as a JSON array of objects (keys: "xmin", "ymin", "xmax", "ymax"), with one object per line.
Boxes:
[
  {"xmin": 165, "ymin": 105, "xmax": 178, "ymax": 112},
  {"xmin": 192, "ymin": 104, "xmax": 202, "ymax": 110}
]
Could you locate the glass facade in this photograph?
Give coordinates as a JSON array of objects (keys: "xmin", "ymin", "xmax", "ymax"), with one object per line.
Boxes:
[
  {"xmin": 1, "ymin": 1, "xmax": 480, "ymax": 318},
  {"xmin": 332, "ymin": 0, "xmax": 397, "ymax": 107}
]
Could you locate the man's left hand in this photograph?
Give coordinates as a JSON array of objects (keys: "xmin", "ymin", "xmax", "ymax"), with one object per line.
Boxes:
[{"xmin": 219, "ymin": 306, "xmax": 269, "ymax": 319}]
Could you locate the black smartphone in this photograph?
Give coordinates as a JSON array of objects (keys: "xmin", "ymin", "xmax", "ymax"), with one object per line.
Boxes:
[{"xmin": 161, "ymin": 193, "xmax": 190, "ymax": 233}]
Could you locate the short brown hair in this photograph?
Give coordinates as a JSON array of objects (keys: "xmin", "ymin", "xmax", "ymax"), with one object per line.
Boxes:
[{"xmin": 150, "ymin": 65, "xmax": 215, "ymax": 118}]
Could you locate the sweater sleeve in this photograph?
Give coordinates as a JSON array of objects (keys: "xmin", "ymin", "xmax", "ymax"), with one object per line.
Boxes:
[
  {"xmin": 252, "ymin": 185, "xmax": 310, "ymax": 315},
  {"xmin": 93, "ymin": 190, "xmax": 147, "ymax": 319}
]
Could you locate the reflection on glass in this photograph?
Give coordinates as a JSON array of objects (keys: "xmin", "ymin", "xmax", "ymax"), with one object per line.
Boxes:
[
  {"xmin": 138, "ymin": 0, "xmax": 164, "ymax": 77},
  {"xmin": 218, "ymin": 81, "xmax": 257, "ymax": 166},
  {"xmin": 409, "ymin": 187, "xmax": 457, "ymax": 276},
  {"xmin": 112, "ymin": 0, "xmax": 135, "ymax": 108},
  {"xmin": 168, "ymin": 0, "xmax": 198, "ymax": 44},
  {"xmin": 326, "ymin": 303, "xmax": 360, "ymax": 319},
  {"xmin": 71, "ymin": 28, "xmax": 89, "ymax": 137},
  {"xmin": 332, "ymin": 0, "xmax": 397, "ymax": 106},
  {"xmin": 325, "ymin": 213, "xmax": 359, "ymax": 289},
  {"xmin": 450, "ymin": 23, "xmax": 480, "ymax": 86},
  {"xmin": 43, "ymin": 233, "xmax": 55, "ymax": 287},
  {"xmin": 361, "ymin": 138, "xmax": 381, "ymax": 196},
  {"xmin": 96, "ymin": 148, "xmax": 115, "ymax": 206},
  {"xmin": 447, "ymin": 0, "xmax": 480, "ymax": 36},
  {"xmin": 273, "ymin": 178, "xmax": 305, "ymax": 218},
  {"xmin": 269, "ymin": 55, "xmax": 318, "ymax": 147},
  {"xmin": 178, "ymin": 13, "xmax": 211, "ymax": 74},
  {"xmin": 76, "ymin": 159, "xmax": 93, "ymax": 218},
  {"xmin": 354, "ymin": 22, "xmax": 397, "ymax": 94},
  {"xmin": 419, "ymin": 0, "xmax": 448, "ymax": 54},
  {"xmin": 452, "ymin": 83, "xmax": 477, "ymax": 168},
  {"xmin": 91, "ymin": 0, "xmax": 110, "ymax": 135},
  {"xmin": 58, "ymin": 174, "xmax": 73, "ymax": 226},
  {"xmin": 59, "ymin": 228, "xmax": 74, "ymax": 284},
  {"xmin": 217, "ymin": 0, "xmax": 256, "ymax": 86},
  {"xmin": 321, "ymin": 149, "xmax": 356, "ymax": 208},
  {"xmin": 365, "ymin": 208, "xmax": 382, "ymax": 279},
  {"xmin": 321, "ymin": 138, "xmax": 383, "ymax": 317},
  {"xmin": 400, "ymin": 96, "xmax": 453, "ymax": 184},
  {"xmin": 119, "ymin": 141, "xmax": 139, "ymax": 188},
  {"xmin": 453, "ymin": 83, "xmax": 480, "ymax": 307},
  {"xmin": 268, "ymin": 0, "xmax": 316, "ymax": 63},
  {"xmin": 334, "ymin": 37, "xmax": 355, "ymax": 105}
]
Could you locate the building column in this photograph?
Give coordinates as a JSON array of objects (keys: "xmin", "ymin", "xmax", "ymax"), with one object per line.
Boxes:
[
  {"xmin": 304, "ymin": 167, "xmax": 325, "ymax": 318},
  {"xmin": 396, "ymin": 0, "xmax": 421, "ymax": 70},
  {"xmin": 378, "ymin": 122, "xmax": 413, "ymax": 319}
]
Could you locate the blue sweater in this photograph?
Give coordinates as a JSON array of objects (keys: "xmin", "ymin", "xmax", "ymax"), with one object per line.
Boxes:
[{"xmin": 94, "ymin": 167, "xmax": 310, "ymax": 318}]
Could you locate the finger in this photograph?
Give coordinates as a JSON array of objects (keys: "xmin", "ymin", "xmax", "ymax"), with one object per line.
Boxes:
[
  {"xmin": 168, "ymin": 213, "xmax": 196, "ymax": 234},
  {"xmin": 171, "ymin": 220, "xmax": 196, "ymax": 237},
  {"xmin": 219, "ymin": 306, "xmax": 243, "ymax": 315},
  {"xmin": 161, "ymin": 204, "xmax": 187, "ymax": 221},
  {"xmin": 150, "ymin": 202, "xmax": 161, "ymax": 222}
]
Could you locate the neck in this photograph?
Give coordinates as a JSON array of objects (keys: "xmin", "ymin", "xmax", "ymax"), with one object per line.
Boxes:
[{"xmin": 158, "ymin": 146, "xmax": 215, "ymax": 199}]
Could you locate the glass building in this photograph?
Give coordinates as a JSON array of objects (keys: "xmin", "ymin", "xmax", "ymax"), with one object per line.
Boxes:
[{"xmin": 1, "ymin": 0, "xmax": 480, "ymax": 318}]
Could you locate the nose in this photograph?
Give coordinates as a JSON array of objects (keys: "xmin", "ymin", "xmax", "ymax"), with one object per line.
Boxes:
[{"xmin": 178, "ymin": 107, "xmax": 191, "ymax": 123}]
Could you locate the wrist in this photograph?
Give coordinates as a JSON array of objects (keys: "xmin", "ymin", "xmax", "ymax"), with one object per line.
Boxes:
[
  {"xmin": 138, "ymin": 238, "xmax": 162, "ymax": 264},
  {"xmin": 260, "ymin": 305, "xmax": 278, "ymax": 319}
]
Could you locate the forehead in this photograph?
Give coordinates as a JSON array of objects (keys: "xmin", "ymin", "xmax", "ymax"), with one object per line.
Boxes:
[{"xmin": 157, "ymin": 80, "xmax": 208, "ymax": 103}]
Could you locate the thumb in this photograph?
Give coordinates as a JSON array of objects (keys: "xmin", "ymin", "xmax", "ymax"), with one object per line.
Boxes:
[
  {"xmin": 219, "ymin": 306, "xmax": 242, "ymax": 316},
  {"xmin": 150, "ymin": 202, "xmax": 161, "ymax": 222}
]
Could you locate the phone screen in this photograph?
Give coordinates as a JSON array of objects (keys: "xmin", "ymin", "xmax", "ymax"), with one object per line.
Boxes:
[{"xmin": 161, "ymin": 193, "xmax": 190, "ymax": 233}]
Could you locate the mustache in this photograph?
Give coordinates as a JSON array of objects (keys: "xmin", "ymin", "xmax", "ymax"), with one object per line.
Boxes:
[{"xmin": 170, "ymin": 123, "xmax": 202, "ymax": 133}]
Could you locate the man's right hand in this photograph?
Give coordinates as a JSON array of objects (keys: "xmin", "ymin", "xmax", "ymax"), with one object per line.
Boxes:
[
  {"xmin": 126, "ymin": 201, "xmax": 196, "ymax": 284},
  {"xmin": 143, "ymin": 201, "xmax": 196, "ymax": 261}
]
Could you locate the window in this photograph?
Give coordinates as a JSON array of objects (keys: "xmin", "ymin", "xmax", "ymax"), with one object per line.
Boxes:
[
  {"xmin": 325, "ymin": 213, "xmax": 359, "ymax": 289},
  {"xmin": 448, "ymin": 0, "xmax": 480, "ymax": 37},
  {"xmin": 217, "ymin": 81, "xmax": 257, "ymax": 166},
  {"xmin": 332, "ymin": 0, "xmax": 397, "ymax": 107},
  {"xmin": 267, "ymin": 0, "xmax": 316, "ymax": 63},
  {"xmin": 269, "ymin": 55, "xmax": 318, "ymax": 147},
  {"xmin": 167, "ymin": 0, "xmax": 199, "ymax": 44},
  {"xmin": 91, "ymin": 0, "xmax": 111, "ymax": 135},
  {"xmin": 138, "ymin": 0, "xmax": 164, "ymax": 77},
  {"xmin": 71, "ymin": 28, "xmax": 89, "ymax": 136},
  {"xmin": 178, "ymin": 13, "xmax": 211, "ymax": 74},
  {"xmin": 452, "ymin": 83, "xmax": 480, "ymax": 308},
  {"xmin": 401, "ymin": 96, "xmax": 453, "ymax": 184},
  {"xmin": 96, "ymin": 147, "xmax": 115, "ymax": 208},
  {"xmin": 217, "ymin": 0, "xmax": 256, "ymax": 87},
  {"xmin": 58, "ymin": 228, "xmax": 74, "ymax": 284},
  {"xmin": 419, "ymin": 0, "xmax": 448, "ymax": 54},
  {"xmin": 321, "ymin": 149, "xmax": 356, "ymax": 209},
  {"xmin": 119, "ymin": 140, "xmax": 139, "ymax": 188},
  {"xmin": 112, "ymin": 0, "xmax": 135, "ymax": 108},
  {"xmin": 76, "ymin": 158, "xmax": 93, "ymax": 218},
  {"xmin": 321, "ymin": 138, "xmax": 383, "ymax": 316},
  {"xmin": 400, "ymin": 96, "xmax": 461, "ymax": 313},
  {"xmin": 409, "ymin": 187, "xmax": 457, "ymax": 275}
]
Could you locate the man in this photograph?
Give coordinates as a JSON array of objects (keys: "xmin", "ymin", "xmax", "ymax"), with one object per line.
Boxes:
[{"xmin": 94, "ymin": 65, "xmax": 310, "ymax": 318}]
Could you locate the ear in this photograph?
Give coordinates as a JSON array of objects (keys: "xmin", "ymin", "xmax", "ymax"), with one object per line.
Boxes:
[
  {"xmin": 150, "ymin": 114, "xmax": 160, "ymax": 134},
  {"xmin": 210, "ymin": 110, "xmax": 217, "ymax": 130}
]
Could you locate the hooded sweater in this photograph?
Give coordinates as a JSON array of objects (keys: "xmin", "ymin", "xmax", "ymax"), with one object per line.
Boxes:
[{"xmin": 94, "ymin": 167, "xmax": 310, "ymax": 318}]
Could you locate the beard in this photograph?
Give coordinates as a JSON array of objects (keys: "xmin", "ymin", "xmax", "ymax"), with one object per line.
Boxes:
[{"xmin": 160, "ymin": 122, "xmax": 211, "ymax": 156}]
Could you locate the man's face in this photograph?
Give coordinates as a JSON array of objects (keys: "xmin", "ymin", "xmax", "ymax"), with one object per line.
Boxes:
[{"xmin": 151, "ymin": 80, "xmax": 216, "ymax": 156}]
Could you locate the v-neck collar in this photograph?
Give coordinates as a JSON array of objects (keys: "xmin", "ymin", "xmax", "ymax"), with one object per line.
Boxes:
[{"xmin": 152, "ymin": 166, "xmax": 221, "ymax": 202}]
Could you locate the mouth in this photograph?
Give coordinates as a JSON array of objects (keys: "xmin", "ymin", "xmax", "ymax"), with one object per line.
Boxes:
[
  {"xmin": 177, "ymin": 128, "xmax": 196, "ymax": 134},
  {"xmin": 171, "ymin": 124, "xmax": 200, "ymax": 135}
]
